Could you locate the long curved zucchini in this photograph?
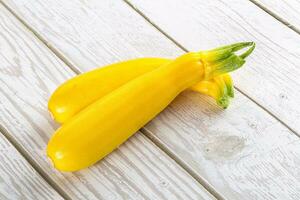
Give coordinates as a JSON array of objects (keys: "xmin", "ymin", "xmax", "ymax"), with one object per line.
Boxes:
[
  {"xmin": 49, "ymin": 58, "xmax": 234, "ymax": 123},
  {"xmin": 47, "ymin": 42, "xmax": 255, "ymax": 171}
]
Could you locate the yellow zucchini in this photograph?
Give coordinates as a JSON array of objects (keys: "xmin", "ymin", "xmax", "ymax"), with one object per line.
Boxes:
[
  {"xmin": 47, "ymin": 42, "xmax": 255, "ymax": 171},
  {"xmin": 191, "ymin": 73, "xmax": 234, "ymax": 108},
  {"xmin": 49, "ymin": 58, "xmax": 169, "ymax": 123},
  {"xmin": 49, "ymin": 58, "xmax": 233, "ymax": 124}
]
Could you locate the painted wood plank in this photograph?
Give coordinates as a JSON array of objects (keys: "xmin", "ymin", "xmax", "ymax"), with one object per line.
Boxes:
[
  {"xmin": 0, "ymin": 3, "xmax": 215, "ymax": 200},
  {"xmin": 145, "ymin": 90, "xmax": 300, "ymax": 200},
  {"xmin": 255, "ymin": 0, "xmax": 300, "ymax": 30},
  {"xmin": 3, "ymin": 0, "xmax": 300, "ymax": 199},
  {"xmin": 0, "ymin": 131, "xmax": 63, "ymax": 200},
  {"xmin": 124, "ymin": 0, "xmax": 300, "ymax": 198},
  {"xmin": 127, "ymin": 0, "xmax": 300, "ymax": 134}
]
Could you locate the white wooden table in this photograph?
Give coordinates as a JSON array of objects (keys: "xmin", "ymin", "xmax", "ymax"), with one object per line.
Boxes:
[{"xmin": 1, "ymin": 0, "xmax": 300, "ymax": 199}]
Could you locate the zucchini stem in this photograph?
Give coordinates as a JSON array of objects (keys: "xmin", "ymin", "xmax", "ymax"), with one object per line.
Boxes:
[{"xmin": 200, "ymin": 42, "xmax": 255, "ymax": 79}]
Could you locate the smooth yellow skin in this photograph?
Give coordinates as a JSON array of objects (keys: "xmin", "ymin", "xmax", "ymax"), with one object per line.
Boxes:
[
  {"xmin": 49, "ymin": 58, "xmax": 233, "ymax": 123},
  {"xmin": 48, "ymin": 58, "xmax": 170, "ymax": 123},
  {"xmin": 191, "ymin": 74, "xmax": 234, "ymax": 108},
  {"xmin": 47, "ymin": 42, "xmax": 254, "ymax": 171},
  {"xmin": 47, "ymin": 53, "xmax": 204, "ymax": 171}
]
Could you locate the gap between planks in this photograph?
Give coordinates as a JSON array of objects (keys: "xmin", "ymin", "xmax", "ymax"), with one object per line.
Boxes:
[
  {"xmin": 4, "ymin": 0, "xmax": 300, "ymax": 198},
  {"xmin": 0, "ymin": 124, "xmax": 72, "ymax": 200},
  {"xmin": 0, "ymin": 0, "xmax": 80, "ymax": 75},
  {"xmin": 140, "ymin": 128, "xmax": 225, "ymax": 200},
  {"xmin": 0, "ymin": 2, "xmax": 75, "ymax": 199},
  {"xmin": 122, "ymin": 0, "xmax": 300, "ymax": 141},
  {"xmin": 2, "ymin": 0, "xmax": 300, "ymax": 199},
  {"xmin": 7, "ymin": 0, "xmax": 300, "ymax": 198},
  {"xmin": 0, "ymin": 1, "xmax": 220, "ymax": 199},
  {"xmin": 249, "ymin": 0, "xmax": 300, "ymax": 35}
]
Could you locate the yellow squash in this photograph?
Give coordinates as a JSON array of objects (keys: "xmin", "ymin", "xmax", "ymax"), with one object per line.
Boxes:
[
  {"xmin": 49, "ymin": 58, "xmax": 233, "ymax": 124},
  {"xmin": 49, "ymin": 58, "xmax": 169, "ymax": 123},
  {"xmin": 47, "ymin": 42, "xmax": 255, "ymax": 171},
  {"xmin": 191, "ymin": 73, "xmax": 234, "ymax": 107}
]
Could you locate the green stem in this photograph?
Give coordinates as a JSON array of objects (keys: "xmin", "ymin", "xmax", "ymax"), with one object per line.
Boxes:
[{"xmin": 200, "ymin": 42, "xmax": 255, "ymax": 79}]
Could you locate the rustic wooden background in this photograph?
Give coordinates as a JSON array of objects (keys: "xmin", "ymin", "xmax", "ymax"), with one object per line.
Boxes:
[{"xmin": 1, "ymin": 0, "xmax": 300, "ymax": 199}]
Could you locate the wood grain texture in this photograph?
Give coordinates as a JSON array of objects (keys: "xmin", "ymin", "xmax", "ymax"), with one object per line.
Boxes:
[
  {"xmin": 255, "ymin": 0, "xmax": 300, "ymax": 30},
  {"xmin": 3, "ymin": 0, "xmax": 300, "ymax": 199},
  {"xmin": 0, "ymin": 3, "xmax": 215, "ymax": 200},
  {"xmin": 125, "ymin": 0, "xmax": 300, "ymax": 198},
  {"xmin": 127, "ymin": 0, "xmax": 300, "ymax": 135},
  {"xmin": 0, "ymin": 132, "xmax": 63, "ymax": 200},
  {"xmin": 145, "ymin": 90, "xmax": 300, "ymax": 200},
  {"xmin": 3, "ymin": 0, "xmax": 181, "ymax": 71}
]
